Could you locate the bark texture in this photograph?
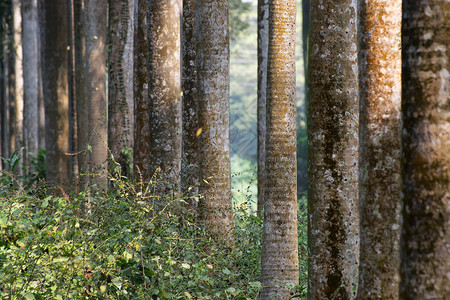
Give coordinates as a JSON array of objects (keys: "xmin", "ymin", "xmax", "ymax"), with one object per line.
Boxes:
[
  {"xmin": 75, "ymin": 0, "xmax": 107, "ymax": 189},
  {"xmin": 196, "ymin": 0, "xmax": 234, "ymax": 240},
  {"xmin": 13, "ymin": 0, "xmax": 23, "ymax": 173},
  {"xmin": 256, "ymin": 0, "xmax": 269, "ymax": 220},
  {"xmin": 400, "ymin": 1, "xmax": 450, "ymax": 298},
  {"xmin": 67, "ymin": 0, "xmax": 78, "ymax": 189},
  {"xmin": 181, "ymin": 0, "xmax": 199, "ymax": 196},
  {"xmin": 108, "ymin": 0, "xmax": 134, "ymax": 178},
  {"xmin": 21, "ymin": 0, "xmax": 39, "ymax": 165},
  {"xmin": 1, "ymin": 11, "xmax": 12, "ymax": 161},
  {"xmin": 260, "ymin": 1, "xmax": 298, "ymax": 299},
  {"xmin": 38, "ymin": 0, "xmax": 70, "ymax": 189},
  {"xmin": 133, "ymin": 0, "xmax": 151, "ymax": 182},
  {"xmin": 357, "ymin": 1, "xmax": 402, "ymax": 298},
  {"xmin": 307, "ymin": 0, "xmax": 359, "ymax": 298},
  {"xmin": 148, "ymin": 0, "xmax": 181, "ymax": 189}
]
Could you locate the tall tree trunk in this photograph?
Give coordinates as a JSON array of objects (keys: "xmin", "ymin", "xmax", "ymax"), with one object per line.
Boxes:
[
  {"xmin": 133, "ymin": 0, "xmax": 151, "ymax": 182},
  {"xmin": 357, "ymin": 1, "xmax": 402, "ymax": 298},
  {"xmin": 307, "ymin": 0, "xmax": 359, "ymax": 298},
  {"xmin": 75, "ymin": 0, "xmax": 107, "ymax": 189},
  {"xmin": 38, "ymin": 0, "xmax": 70, "ymax": 190},
  {"xmin": 108, "ymin": 0, "xmax": 134, "ymax": 178},
  {"xmin": 148, "ymin": 0, "xmax": 181, "ymax": 190},
  {"xmin": 67, "ymin": 0, "xmax": 78, "ymax": 189},
  {"xmin": 302, "ymin": 0, "xmax": 310, "ymax": 73},
  {"xmin": 260, "ymin": 1, "xmax": 298, "ymax": 298},
  {"xmin": 400, "ymin": 0, "xmax": 450, "ymax": 298},
  {"xmin": 7, "ymin": 10, "xmax": 15, "ymax": 160},
  {"xmin": 13, "ymin": 0, "xmax": 23, "ymax": 174},
  {"xmin": 256, "ymin": 0, "xmax": 268, "ymax": 220},
  {"xmin": 21, "ymin": 0, "xmax": 39, "ymax": 167},
  {"xmin": 181, "ymin": 0, "xmax": 199, "ymax": 198},
  {"xmin": 0, "ymin": 13, "xmax": 10, "ymax": 163},
  {"xmin": 196, "ymin": 0, "xmax": 234, "ymax": 240}
]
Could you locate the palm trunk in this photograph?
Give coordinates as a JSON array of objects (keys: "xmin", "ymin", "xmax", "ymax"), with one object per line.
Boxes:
[
  {"xmin": 400, "ymin": 0, "xmax": 450, "ymax": 298},
  {"xmin": 260, "ymin": 1, "xmax": 299, "ymax": 298},
  {"xmin": 148, "ymin": 0, "xmax": 182, "ymax": 192},
  {"xmin": 38, "ymin": 0, "xmax": 70, "ymax": 190},
  {"xmin": 307, "ymin": 0, "xmax": 359, "ymax": 298},
  {"xmin": 133, "ymin": 0, "xmax": 151, "ymax": 182},
  {"xmin": 196, "ymin": 0, "xmax": 234, "ymax": 241},
  {"xmin": 357, "ymin": 1, "xmax": 402, "ymax": 298},
  {"xmin": 256, "ymin": 0, "xmax": 269, "ymax": 220},
  {"xmin": 181, "ymin": 0, "xmax": 200, "ymax": 199},
  {"xmin": 75, "ymin": 0, "xmax": 107, "ymax": 190},
  {"xmin": 108, "ymin": 0, "xmax": 134, "ymax": 179},
  {"xmin": 21, "ymin": 0, "xmax": 39, "ymax": 167}
]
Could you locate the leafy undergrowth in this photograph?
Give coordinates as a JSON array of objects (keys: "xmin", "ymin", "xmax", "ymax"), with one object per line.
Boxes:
[{"xmin": 0, "ymin": 171, "xmax": 307, "ymax": 299}]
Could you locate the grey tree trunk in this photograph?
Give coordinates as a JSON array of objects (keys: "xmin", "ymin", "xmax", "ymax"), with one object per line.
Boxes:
[
  {"xmin": 133, "ymin": 0, "xmax": 151, "ymax": 182},
  {"xmin": 108, "ymin": 0, "xmax": 134, "ymax": 179},
  {"xmin": 13, "ymin": 0, "xmax": 23, "ymax": 174},
  {"xmin": 196, "ymin": 0, "xmax": 234, "ymax": 241},
  {"xmin": 1, "ymin": 13, "xmax": 11, "ymax": 163},
  {"xmin": 67, "ymin": 0, "xmax": 78, "ymax": 190},
  {"xmin": 256, "ymin": 0, "xmax": 268, "ymax": 220},
  {"xmin": 307, "ymin": 0, "xmax": 359, "ymax": 298},
  {"xmin": 75, "ymin": 0, "xmax": 107, "ymax": 189},
  {"xmin": 38, "ymin": 0, "xmax": 70, "ymax": 190},
  {"xmin": 400, "ymin": 0, "xmax": 450, "ymax": 298},
  {"xmin": 21, "ymin": 0, "xmax": 39, "ymax": 166},
  {"xmin": 181, "ymin": 0, "xmax": 199, "ymax": 198},
  {"xmin": 148, "ymin": 0, "xmax": 181, "ymax": 191},
  {"xmin": 260, "ymin": 1, "xmax": 299, "ymax": 299},
  {"xmin": 357, "ymin": 1, "xmax": 402, "ymax": 298}
]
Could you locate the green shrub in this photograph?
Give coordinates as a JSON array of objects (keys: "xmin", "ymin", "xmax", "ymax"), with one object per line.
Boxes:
[{"xmin": 0, "ymin": 150, "xmax": 308, "ymax": 299}]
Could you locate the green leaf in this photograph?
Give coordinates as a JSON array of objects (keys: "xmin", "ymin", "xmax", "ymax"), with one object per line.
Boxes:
[
  {"xmin": 112, "ymin": 277, "xmax": 122, "ymax": 290},
  {"xmin": 181, "ymin": 263, "xmax": 191, "ymax": 269},
  {"xmin": 41, "ymin": 198, "xmax": 49, "ymax": 209},
  {"xmin": 24, "ymin": 294, "xmax": 35, "ymax": 300}
]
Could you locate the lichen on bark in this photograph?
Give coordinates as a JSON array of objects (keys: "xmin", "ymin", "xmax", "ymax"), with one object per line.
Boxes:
[
  {"xmin": 260, "ymin": 1, "xmax": 299, "ymax": 299},
  {"xmin": 148, "ymin": 0, "xmax": 182, "ymax": 191},
  {"xmin": 357, "ymin": 0, "xmax": 402, "ymax": 298},
  {"xmin": 307, "ymin": 0, "xmax": 359, "ymax": 298},
  {"xmin": 108, "ymin": 0, "xmax": 134, "ymax": 179},
  {"xmin": 196, "ymin": 0, "xmax": 234, "ymax": 241}
]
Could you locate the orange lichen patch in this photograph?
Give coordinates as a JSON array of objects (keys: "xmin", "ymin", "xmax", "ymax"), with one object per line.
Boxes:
[
  {"xmin": 358, "ymin": 0, "xmax": 402, "ymax": 298},
  {"xmin": 260, "ymin": 1, "xmax": 299, "ymax": 299}
]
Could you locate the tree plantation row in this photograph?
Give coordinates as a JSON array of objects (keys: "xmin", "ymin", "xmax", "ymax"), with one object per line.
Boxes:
[{"xmin": 0, "ymin": 0, "xmax": 449, "ymax": 299}]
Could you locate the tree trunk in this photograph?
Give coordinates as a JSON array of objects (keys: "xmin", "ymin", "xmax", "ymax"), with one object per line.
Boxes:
[
  {"xmin": 75, "ymin": 0, "xmax": 107, "ymax": 189},
  {"xmin": 196, "ymin": 0, "xmax": 234, "ymax": 241},
  {"xmin": 148, "ymin": 0, "xmax": 182, "ymax": 191},
  {"xmin": 13, "ymin": 0, "xmax": 23, "ymax": 174},
  {"xmin": 67, "ymin": 0, "xmax": 78, "ymax": 190},
  {"xmin": 108, "ymin": 0, "xmax": 134, "ymax": 179},
  {"xmin": 357, "ymin": 1, "xmax": 402, "ymax": 298},
  {"xmin": 307, "ymin": 0, "xmax": 359, "ymax": 298},
  {"xmin": 181, "ymin": 0, "xmax": 199, "ymax": 198},
  {"xmin": 260, "ymin": 1, "xmax": 298, "ymax": 299},
  {"xmin": 400, "ymin": 0, "xmax": 450, "ymax": 298},
  {"xmin": 133, "ymin": 0, "xmax": 151, "ymax": 182},
  {"xmin": 256, "ymin": 0, "xmax": 268, "ymax": 220},
  {"xmin": 21, "ymin": 0, "xmax": 39, "ymax": 167},
  {"xmin": 0, "ymin": 13, "xmax": 11, "ymax": 163},
  {"xmin": 38, "ymin": 0, "xmax": 70, "ymax": 190}
]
